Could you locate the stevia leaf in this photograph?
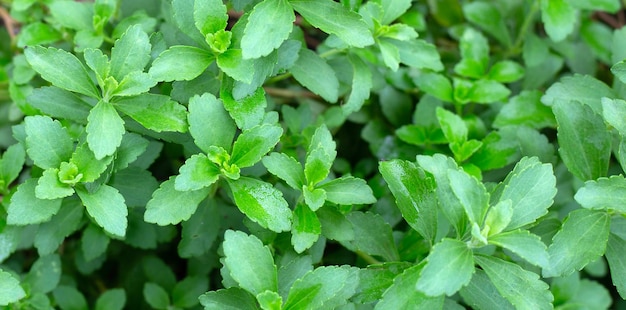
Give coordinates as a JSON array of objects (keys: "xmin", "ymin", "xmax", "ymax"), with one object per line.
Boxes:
[
  {"xmin": 7, "ymin": 178, "xmax": 63, "ymax": 225},
  {"xmin": 469, "ymin": 79, "xmax": 510, "ymax": 104},
  {"xmin": 81, "ymin": 224, "xmax": 110, "ymax": 261},
  {"xmin": 84, "ymin": 48, "xmax": 110, "ymax": 86},
  {"xmin": 149, "ymin": 46, "xmax": 214, "ymax": 82},
  {"xmin": 70, "ymin": 144, "xmax": 113, "ymax": 183},
  {"xmin": 489, "ymin": 230, "xmax": 549, "ymax": 268},
  {"xmin": 570, "ymin": 0, "xmax": 620, "ymax": 13},
  {"xmin": 199, "ymin": 288, "xmax": 258, "ymax": 310},
  {"xmin": 24, "ymin": 46, "xmax": 99, "ymax": 98},
  {"xmin": 455, "ymin": 28, "xmax": 489, "ymax": 78},
  {"xmin": 227, "ymin": 177, "xmax": 292, "ymax": 232},
  {"xmin": 553, "ymin": 100, "xmax": 611, "ymax": 181},
  {"xmin": 343, "ymin": 54, "xmax": 372, "ymax": 115},
  {"xmin": 95, "ymin": 289, "xmax": 126, "ymax": 310},
  {"xmin": 491, "ymin": 156, "xmax": 556, "ymax": 230},
  {"xmin": 112, "ymin": 71, "xmax": 157, "ymax": 97},
  {"xmin": 541, "ymin": 74, "xmax": 614, "ymax": 113},
  {"xmin": 188, "ymin": 93, "xmax": 236, "ymax": 153},
  {"xmin": 463, "ymin": 2, "xmax": 511, "ymax": 47},
  {"xmin": 290, "ymin": 0, "xmax": 373, "ymax": 47},
  {"xmin": 606, "ymin": 233, "xmax": 626, "ymax": 299},
  {"xmin": 416, "ymin": 238, "xmax": 474, "ymax": 296},
  {"xmin": 216, "ymin": 49, "xmax": 254, "ymax": 83},
  {"xmin": 242, "ymin": 0, "xmax": 294, "ymax": 59},
  {"xmin": 375, "ymin": 264, "xmax": 444, "ymax": 310},
  {"xmin": 87, "ymin": 100, "xmax": 125, "ymax": 159},
  {"xmin": 144, "ymin": 177, "xmax": 210, "ymax": 225},
  {"xmin": 318, "ymin": 176, "xmax": 376, "ymax": 205},
  {"xmin": 396, "ymin": 39, "xmax": 444, "ymax": 71},
  {"xmin": 35, "ymin": 168, "xmax": 74, "ymax": 200},
  {"xmin": 175, "ymin": 154, "xmax": 220, "ymax": 191},
  {"xmin": 262, "ymin": 152, "xmax": 305, "ymax": 190},
  {"xmin": 0, "ymin": 269, "xmax": 26, "ymax": 306},
  {"xmin": 77, "ymin": 184, "xmax": 128, "ymax": 238},
  {"xmin": 231, "ymin": 124, "xmax": 283, "ymax": 169},
  {"xmin": 48, "ymin": 0, "xmax": 92, "ymax": 30},
  {"xmin": 27, "ymin": 86, "xmax": 92, "ymax": 123},
  {"xmin": 17, "ymin": 22, "xmax": 62, "ymax": 48},
  {"xmin": 291, "ymin": 202, "xmax": 321, "ymax": 253},
  {"xmin": 305, "ymin": 124, "xmax": 337, "ymax": 185},
  {"xmin": 493, "ymin": 90, "xmax": 555, "ymax": 129},
  {"xmin": 34, "ymin": 199, "xmax": 84, "ymax": 255},
  {"xmin": 540, "ymin": 0, "xmax": 576, "ymax": 42},
  {"xmin": 459, "ymin": 270, "xmax": 514, "ymax": 310},
  {"xmin": 193, "ymin": 0, "xmax": 228, "ymax": 36},
  {"xmin": 109, "ymin": 25, "xmax": 151, "ymax": 81},
  {"xmin": 544, "ymin": 209, "xmax": 610, "ymax": 277},
  {"xmin": 221, "ymin": 80, "xmax": 267, "ymax": 130},
  {"xmin": 172, "ymin": 276, "xmax": 208, "ymax": 308},
  {"xmin": 143, "ymin": 283, "xmax": 170, "ymax": 309},
  {"xmin": 483, "ymin": 199, "xmax": 513, "ymax": 237},
  {"xmin": 379, "ymin": 159, "xmax": 438, "ymax": 242},
  {"xmin": 114, "ymin": 93, "xmax": 188, "ymax": 133},
  {"xmin": 24, "ymin": 115, "xmax": 73, "ymax": 169},
  {"xmin": 436, "ymin": 107, "xmax": 467, "ymax": 144},
  {"xmin": 377, "ymin": 38, "xmax": 400, "ymax": 71},
  {"xmin": 487, "ymin": 61, "xmax": 525, "ymax": 83},
  {"xmin": 475, "ymin": 255, "xmax": 553, "ymax": 310},
  {"xmin": 347, "ymin": 212, "xmax": 399, "ymax": 262},
  {"xmin": 447, "ymin": 169, "xmax": 489, "ymax": 225},
  {"xmin": 303, "ymin": 186, "xmax": 326, "ymax": 211},
  {"xmin": 575, "ymin": 175, "xmax": 626, "ymax": 213},
  {"xmin": 601, "ymin": 98, "xmax": 626, "ymax": 136},
  {"xmin": 283, "ymin": 266, "xmax": 359, "ymax": 310},
  {"xmin": 373, "ymin": 0, "xmax": 412, "ymax": 24},
  {"xmin": 178, "ymin": 199, "xmax": 220, "ymax": 258},
  {"xmin": 223, "ymin": 230, "xmax": 278, "ymax": 295},
  {"xmin": 290, "ymin": 48, "xmax": 339, "ymax": 103},
  {"xmin": 415, "ymin": 73, "xmax": 453, "ymax": 102},
  {"xmin": 54, "ymin": 286, "xmax": 89, "ymax": 310},
  {"xmin": 23, "ymin": 254, "xmax": 62, "ymax": 294},
  {"xmin": 0, "ymin": 143, "xmax": 25, "ymax": 188}
]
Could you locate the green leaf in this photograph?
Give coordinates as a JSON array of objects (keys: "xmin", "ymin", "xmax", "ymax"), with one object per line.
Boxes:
[
  {"xmin": 483, "ymin": 199, "xmax": 513, "ymax": 237},
  {"xmin": 24, "ymin": 46, "xmax": 99, "ymax": 97},
  {"xmin": 374, "ymin": 0, "xmax": 412, "ymax": 24},
  {"xmin": 24, "ymin": 115, "xmax": 73, "ymax": 169},
  {"xmin": 318, "ymin": 176, "xmax": 376, "ymax": 205},
  {"xmin": 216, "ymin": 49, "xmax": 254, "ymax": 83},
  {"xmin": 143, "ymin": 283, "xmax": 170, "ymax": 310},
  {"xmin": 193, "ymin": 0, "xmax": 228, "ymax": 35},
  {"xmin": 23, "ymin": 254, "xmax": 62, "ymax": 294},
  {"xmin": 475, "ymin": 255, "xmax": 553, "ymax": 310},
  {"xmin": 87, "ymin": 100, "xmax": 125, "ymax": 159},
  {"xmin": 377, "ymin": 38, "xmax": 400, "ymax": 71},
  {"xmin": 283, "ymin": 266, "xmax": 359, "ymax": 310},
  {"xmin": 606, "ymin": 233, "xmax": 626, "ymax": 299},
  {"xmin": 436, "ymin": 107, "xmax": 467, "ymax": 144},
  {"xmin": 469, "ymin": 79, "xmax": 510, "ymax": 104},
  {"xmin": 7, "ymin": 178, "xmax": 63, "ymax": 225},
  {"xmin": 34, "ymin": 199, "xmax": 84, "ymax": 255},
  {"xmin": 447, "ymin": 169, "xmax": 489, "ymax": 225},
  {"xmin": 53, "ymin": 286, "xmax": 88, "ymax": 310},
  {"xmin": 231, "ymin": 124, "xmax": 283, "ymax": 169},
  {"xmin": 489, "ymin": 230, "xmax": 549, "ymax": 268},
  {"xmin": 227, "ymin": 177, "xmax": 292, "ymax": 232},
  {"xmin": 454, "ymin": 28, "xmax": 489, "ymax": 78},
  {"xmin": 544, "ymin": 209, "xmax": 610, "ymax": 277},
  {"xmin": 242, "ymin": 0, "xmax": 294, "ymax": 59},
  {"xmin": 347, "ymin": 212, "xmax": 399, "ymax": 262},
  {"xmin": 487, "ymin": 61, "xmax": 525, "ymax": 83},
  {"xmin": 17, "ymin": 22, "xmax": 62, "ymax": 48},
  {"xmin": 463, "ymin": 2, "xmax": 511, "ymax": 47},
  {"xmin": 77, "ymin": 185, "xmax": 127, "ymax": 238},
  {"xmin": 172, "ymin": 276, "xmax": 208, "ymax": 308},
  {"xmin": 48, "ymin": 0, "xmax": 92, "ymax": 30},
  {"xmin": 379, "ymin": 159, "xmax": 438, "ymax": 242},
  {"xmin": 188, "ymin": 93, "xmax": 236, "ymax": 153},
  {"xmin": 375, "ymin": 264, "xmax": 444, "ymax": 310},
  {"xmin": 221, "ymin": 80, "xmax": 267, "ymax": 130},
  {"xmin": 416, "ymin": 238, "xmax": 474, "ymax": 296},
  {"xmin": 303, "ymin": 186, "xmax": 326, "ymax": 211},
  {"xmin": 575, "ymin": 176, "xmax": 626, "ymax": 213},
  {"xmin": 0, "ymin": 269, "xmax": 26, "ymax": 306},
  {"xmin": 27, "ymin": 87, "xmax": 92, "ymax": 123},
  {"xmin": 305, "ymin": 124, "xmax": 337, "ymax": 185},
  {"xmin": 112, "ymin": 71, "xmax": 157, "ymax": 97},
  {"xmin": 223, "ymin": 230, "xmax": 278, "ymax": 294},
  {"xmin": 199, "ymin": 288, "xmax": 258, "ymax": 310},
  {"xmin": 570, "ymin": 0, "xmax": 620, "ymax": 13},
  {"xmin": 114, "ymin": 94, "xmax": 188, "ymax": 133},
  {"xmin": 542, "ymin": 74, "xmax": 614, "ymax": 113},
  {"xmin": 415, "ymin": 73, "xmax": 453, "ymax": 102},
  {"xmin": 290, "ymin": 0, "xmax": 373, "ymax": 47},
  {"xmin": 395, "ymin": 39, "xmax": 444, "ymax": 71},
  {"xmin": 175, "ymin": 154, "xmax": 220, "ymax": 191},
  {"xmin": 70, "ymin": 144, "xmax": 113, "ymax": 183},
  {"xmin": 291, "ymin": 202, "xmax": 321, "ymax": 253},
  {"xmin": 493, "ymin": 90, "xmax": 556, "ymax": 129},
  {"xmin": 36, "ymin": 168, "xmax": 75, "ymax": 200},
  {"xmin": 459, "ymin": 270, "xmax": 514, "ymax": 310},
  {"xmin": 178, "ymin": 200, "xmax": 220, "ymax": 258},
  {"xmin": 540, "ymin": 0, "xmax": 575, "ymax": 42},
  {"xmin": 149, "ymin": 46, "xmax": 214, "ymax": 82},
  {"xmin": 81, "ymin": 224, "xmax": 110, "ymax": 261},
  {"xmin": 262, "ymin": 152, "xmax": 305, "ymax": 190},
  {"xmin": 290, "ymin": 48, "xmax": 339, "ymax": 103},
  {"xmin": 144, "ymin": 177, "xmax": 211, "ymax": 225},
  {"xmin": 491, "ymin": 156, "xmax": 556, "ymax": 230},
  {"xmin": 95, "ymin": 289, "xmax": 126, "ymax": 310},
  {"xmin": 553, "ymin": 100, "xmax": 611, "ymax": 181},
  {"xmin": 601, "ymin": 98, "xmax": 626, "ymax": 136},
  {"xmin": 343, "ymin": 54, "xmax": 372, "ymax": 115},
  {"xmin": 0, "ymin": 144, "xmax": 25, "ymax": 189},
  {"xmin": 109, "ymin": 25, "xmax": 150, "ymax": 80}
]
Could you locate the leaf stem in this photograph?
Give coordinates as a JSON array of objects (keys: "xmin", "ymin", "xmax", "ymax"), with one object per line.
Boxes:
[
  {"xmin": 507, "ymin": 0, "xmax": 540, "ymax": 57},
  {"xmin": 356, "ymin": 250, "xmax": 382, "ymax": 265}
]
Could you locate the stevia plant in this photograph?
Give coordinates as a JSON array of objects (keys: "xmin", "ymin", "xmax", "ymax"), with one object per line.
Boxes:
[{"xmin": 1, "ymin": 0, "xmax": 626, "ymax": 309}]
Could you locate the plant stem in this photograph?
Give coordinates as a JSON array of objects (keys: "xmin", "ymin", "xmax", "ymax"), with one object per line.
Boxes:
[
  {"xmin": 356, "ymin": 250, "xmax": 382, "ymax": 265},
  {"xmin": 507, "ymin": 0, "xmax": 540, "ymax": 57}
]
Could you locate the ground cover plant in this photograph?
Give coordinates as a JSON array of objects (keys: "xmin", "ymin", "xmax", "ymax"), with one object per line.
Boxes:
[{"xmin": 2, "ymin": 0, "xmax": 626, "ymax": 308}]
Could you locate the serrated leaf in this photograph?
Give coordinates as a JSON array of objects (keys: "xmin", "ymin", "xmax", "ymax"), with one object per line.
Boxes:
[
  {"xmin": 25, "ymin": 46, "xmax": 99, "ymax": 97},
  {"xmin": 35, "ymin": 168, "xmax": 75, "ymax": 200},
  {"xmin": 469, "ymin": 79, "xmax": 510, "ymax": 104},
  {"xmin": 87, "ymin": 100, "xmax": 125, "ymax": 159},
  {"xmin": 544, "ymin": 209, "xmax": 610, "ymax": 277},
  {"xmin": 178, "ymin": 200, "xmax": 220, "ymax": 258},
  {"xmin": 542, "ymin": 74, "xmax": 614, "ymax": 113},
  {"xmin": 242, "ymin": 0, "xmax": 294, "ymax": 59},
  {"xmin": 601, "ymin": 98, "xmax": 626, "ymax": 136},
  {"xmin": 375, "ymin": 264, "xmax": 444, "ymax": 310},
  {"xmin": 175, "ymin": 154, "xmax": 220, "ymax": 191},
  {"xmin": 487, "ymin": 61, "xmax": 525, "ymax": 83},
  {"xmin": 290, "ymin": 48, "xmax": 339, "ymax": 103},
  {"xmin": 95, "ymin": 289, "xmax": 125, "ymax": 310},
  {"xmin": 112, "ymin": 71, "xmax": 157, "ymax": 97},
  {"xmin": 144, "ymin": 177, "xmax": 210, "ymax": 225},
  {"xmin": 455, "ymin": 28, "xmax": 489, "ymax": 78},
  {"xmin": 415, "ymin": 73, "xmax": 453, "ymax": 102},
  {"xmin": 396, "ymin": 39, "xmax": 444, "ymax": 71},
  {"xmin": 570, "ymin": 0, "xmax": 620, "ymax": 13},
  {"xmin": 77, "ymin": 184, "xmax": 127, "ymax": 238},
  {"xmin": 575, "ymin": 175, "xmax": 626, "ymax": 213},
  {"xmin": 27, "ymin": 87, "xmax": 92, "ymax": 123},
  {"xmin": 463, "ymin": 2, "xmax": 511, "ymax": 47},
  {"xmin": 540, "ymin": 0, "xmax": 575, "ymax": 42},
  {"xmin": 459, "ymin": 270, "xmax": 515, "ymax": 310},
  {"xmin": 216, "ymin": 49, "xmax": 254, "ymax": 83},
  {"xmin": 377, "ymin": 38, "xmax": 400, "ymax": 71},
  {"xmin": 24, "ymin": 115, "xmax": 73, "ymax": 169},
  {"xmin": 193, "ymin": 0, "xmax": 228, "ymax": 36},
  {"xmin": 262, "ymin": 152, "xmax": 305, "ymax": 190},
  {"xmin": 149, "ymin": 46, "xmax": 214, "ymax": 82},
  {"xmin": 81, "ymin": 224, "xmax": 110, "ymax": 261},
  {"xmin": 493, "ymin": 90, "xmax": 556, "ymax": 129},
  {"xmin": 379, "ymin": 159, "xmax": 438, "ymax": 242},
  {"xmin": 489, "ymin": 230, "xmax": 549, "ymax": 268},
  {"xmin": 114, "ymin": 93, "xmax": 188, "ymax": 133},
  {"xmin": 227, "ymin": 177, "xmax": 292, "ymax": 232},
  {"xmin": 109, "ymin": 25, "xmax": 150, "ymax": 81},
  {"xmin": 318, "ymin": 176, "xmax": 376, "ymax": 205},
  {"xmin": 305, "ymin": 125, "xmax": 337, "ymax": 185},
  {"xmin": 231, "ymin": 124, "xmax": 283, "ymax": 169},
  {"xmin": 172, "ymin": 276, "xmax": 208, "ymax": 308},
  {"xmin": 34, "ymin": 199, "xmax": 84, "ymax": 255},
  {"xmin": 221, "ymin": 80, "xmax": 267, "ymax": 130},
  {"xmin": 553, "ymin": 100, "xmax": 611, "ymax": 181},
  {"xmin": 436, "ymin": 107, "xmax": 467, "ymax": 144},
  {"xmin": 84, "ymin": 48, "xmax": 110, "ymax": 86},
  {"xmin": 491, "ymin": 156, "xmax": 556, "ymax": 230},
  {"xmin": 606, "ymin": 233, "xmax": 626, "ymax": 299},
  {"xmin": 303, "ymin": 186, "xmax": 326, "ymax": 211},
  {"xmin": 143, "ymin": 283, "xmax": 170, "ymax": 309},
  {"xmin": 447, "ymin": 169, "xmax": 489, "ymax": 225},
  {"xmin": 199, "ymin": 288, "xmax": 258, "ymax": 310},
  {"xmin": 0, "ymin": 144, "xmax": 25, "ymax": 188},
  {"xmin": 70, "ymin": 144, "xmax": 113, "ymax": 183},
  {"xmin": 0, "ymin": 269, "xmax": 26, "ymax": 306},
  {"xmin": 23, "ymin": 254, "xmax": 62, "ymax": 294},
  {"xmin": 416, "ymin": 238, "xmax": 474, "ymax": 296},
  {"xmin": 188, "ymin": 93, "xmax": 236, "ymax": 153},
  {"xmin": 374, "ymin": 0, "xmax": 411, "ymax": 24},
  {"xmin": 475, "ymin": 255, "xmax": 553, "ymax": 310},
  {"xmin": 7, "ymin": 178, "xmax": 63, "ymax": 225},
  {"xmin": 291, "ymin": 203, "xmax": 321, "ymax": 253},
  {"xmin": 343, "ymin": 54, "xmax": 372, "ymax": 115},
  {"xmin": 283, "ymin": 266, "xmax": 359, "ymax": 310},
  {"xmin": 348, "ymin": 212, "xmax": 399, "ymax": 262},
  {"xmin": 483, "ymin": 199, "xmax": 513, "ymax": 237},
  {"xmin": 290, "ymin": 0, "xmax": 373, "ymax": 47},
  {"xmin": 223, "ymin": 230, "xmax": 278, "ymax": 295}
]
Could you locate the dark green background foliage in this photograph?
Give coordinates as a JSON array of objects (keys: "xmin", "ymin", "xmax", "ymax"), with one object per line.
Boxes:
[{"xmin": 1, "ymin": 0, "xmax": 626, "ymax": 308}]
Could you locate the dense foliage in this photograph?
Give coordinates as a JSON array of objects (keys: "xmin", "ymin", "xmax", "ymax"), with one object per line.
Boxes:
[{"xmin": 1, "ymin": 0, "xmax": 626, "ymax": 308}]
